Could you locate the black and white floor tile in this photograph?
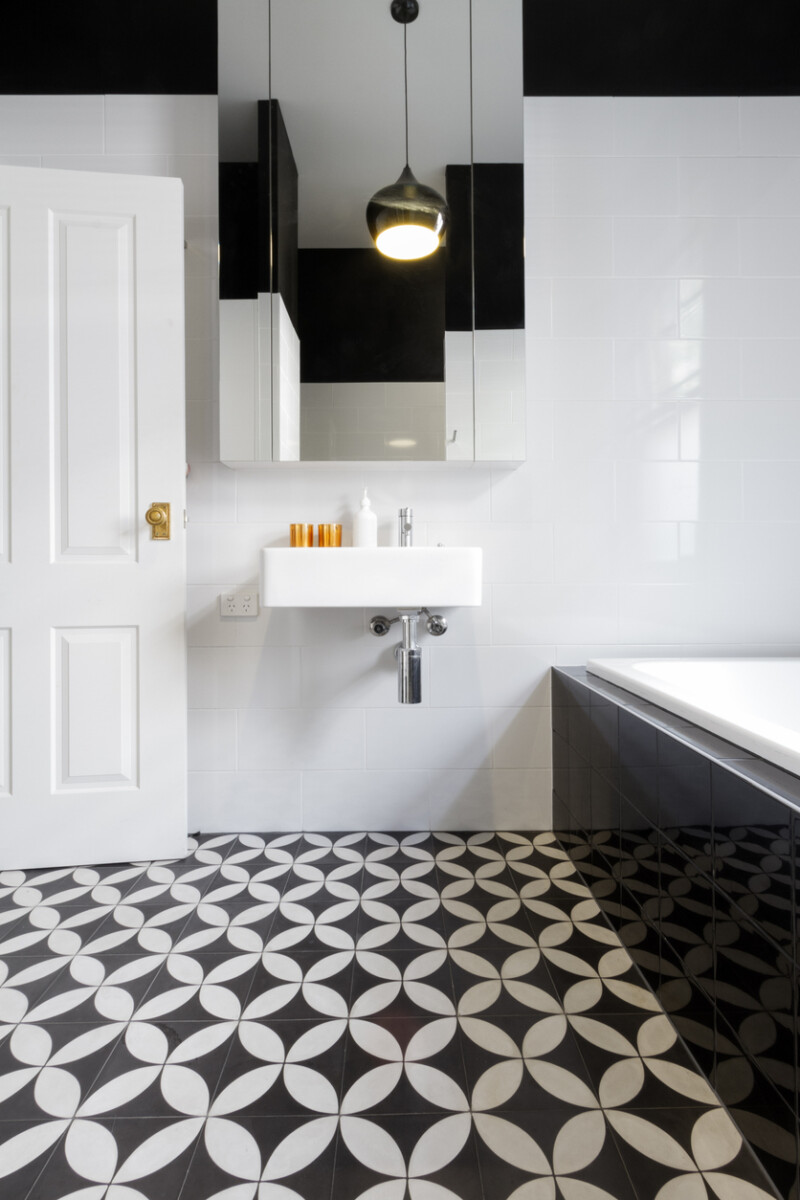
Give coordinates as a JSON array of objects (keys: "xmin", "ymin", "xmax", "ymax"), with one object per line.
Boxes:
[{"xmin": 0, "ymin": 832, "xmax": 781, "ymax": 1199}]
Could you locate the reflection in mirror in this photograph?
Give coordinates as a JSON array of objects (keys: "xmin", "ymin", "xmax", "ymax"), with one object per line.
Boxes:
[{"xmin": 218, "ymin": 0, "xmax": 524, "ymax": 464}]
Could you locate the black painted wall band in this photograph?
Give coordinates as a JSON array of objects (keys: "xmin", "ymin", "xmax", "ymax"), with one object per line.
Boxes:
[
  {"xmin": 523, "ymin": 0, "xmax": 800, "ymax": 96},
  {"xmin": 1, "ymin": 0, "xmax": 217, "ymax": 95}
]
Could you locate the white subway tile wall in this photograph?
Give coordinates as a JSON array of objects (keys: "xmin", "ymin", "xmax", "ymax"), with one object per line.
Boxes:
[{"xmin": 5, "ymin": 94, "xmax": 800, "ymax": 831}]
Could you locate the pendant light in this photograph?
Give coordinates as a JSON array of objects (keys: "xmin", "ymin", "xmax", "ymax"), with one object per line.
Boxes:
[{"xmin": 366, "ymin": 0, "xmax": 449, "ymax": 260}]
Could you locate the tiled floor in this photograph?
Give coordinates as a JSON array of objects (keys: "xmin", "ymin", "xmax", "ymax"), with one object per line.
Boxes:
[{"xmin": 0, "ymin": 832, "xmax": 780, "ymax": 1199}]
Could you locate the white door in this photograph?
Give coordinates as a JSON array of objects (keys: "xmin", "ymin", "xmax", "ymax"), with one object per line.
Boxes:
[{"xmin": 0, "ymin": 165, "xmax": 188, "ymax": 870}]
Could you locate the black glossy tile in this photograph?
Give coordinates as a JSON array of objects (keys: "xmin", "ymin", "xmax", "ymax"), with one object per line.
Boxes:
[
  {"xmin": 726, "ymin": 1104, "xmax": 800, "ymax": 1200},
  {"xmin": 619, "ymin": 710, "xmax": 659, "ymax": 827},
  {"xmin": 591, "ymin": 693, "xmax": 620, "ymax": 780}
]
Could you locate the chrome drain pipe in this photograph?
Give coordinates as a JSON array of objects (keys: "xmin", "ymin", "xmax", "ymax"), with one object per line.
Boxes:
[
  {"xmin": 369, "ymin": 608, "xmax": 448, "ymax": 704},
  {"xmin": 395, "ymin": 613, "xmax": 422, "ymax": 704}
]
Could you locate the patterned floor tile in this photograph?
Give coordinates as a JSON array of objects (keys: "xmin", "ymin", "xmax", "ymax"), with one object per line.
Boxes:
[
  {"xmin": 474, "ymin": 1106, "xmax": 639, "ymax": 1200},
  {"xmin": 607, "ymin": 1104, "xmax": 778, "ymax": 1200},
  {"xmin": 340, "ymin": 1013, "xmax": 469, "ymax": 1117},
  {"xmin": 0, "ymin": 831, "xmax": 783, "ymax": 1200},
  {"xmin": 178, "ymin": 1112, "xmax": 338, "ymax": 1199},
  {"xmin": 25, "ymin": 1115, "xmax": 202, "ymax": 1200},
  {"xmin": 331, "ymin": 1111, "xmax": 484, "ymax": 1200},
  {"xmin": 81, "ymin": 1019, "xmax": 239, "ymax": 1119}
]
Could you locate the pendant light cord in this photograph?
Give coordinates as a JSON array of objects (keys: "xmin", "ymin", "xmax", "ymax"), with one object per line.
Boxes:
[{"xmin": 403, "ymin": 22, "xmax": 409, "ymax": 166}]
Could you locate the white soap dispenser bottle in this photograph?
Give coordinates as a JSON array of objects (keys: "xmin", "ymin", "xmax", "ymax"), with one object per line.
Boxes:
[{"xmin": 353, "ymin": 488, "xmax": 378, "ymax": 547}]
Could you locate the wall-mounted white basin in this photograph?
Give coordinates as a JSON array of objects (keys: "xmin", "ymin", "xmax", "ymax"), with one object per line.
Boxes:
[{"xmin": 260, "ymin": 546, "xmax": 482, "ymax": 607}]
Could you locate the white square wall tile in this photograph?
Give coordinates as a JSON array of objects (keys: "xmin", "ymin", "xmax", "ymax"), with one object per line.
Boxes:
[
  {"xmin": 188, "ymin": 710, "xmax": 237, "ymax": 771},
  {"xmin": 491, "ymin": 707, "xmax": 553, "ymax": 770},
  {"xmin": 169, "ymin": 154, "xmax": 219, "ymax": 217},
  {"xmin": 680, "ymin": 401, "xmax": 800, "ymax": 462},
  {"xmin": 527, "ymin": 339, "xmax": 614, "ymax": 401},
  {"xmin": 681, "ymin": 278, "xmax": 800, "ymax": 340},
  {"xmin": 613, "ymin": 339, "xmax": 741, "ymax": 402},
  {"xmin": 105, "ymin": 95, "xmax": 218, "ymax": 155},
  {"xmin": 739, "ymin": 218, "xmax": 800, "ymax": 276},
  {"xmin": 615, "ymin": 461, "xmax": 742, "ymax": 523},
  {"xmin": 554, "ymin": 402, "xmax": 680, "ymax": 462},
  {"xmin": 554, "ymin": 157, "xmax": 678, "ymax": 217},
  {"xmin": 615, "ymin": 523, "xmax": 682, "ymax": 586},
  {"xmin": 238, "ymin": 707, "xmax": 365, "ymax": 771},
  {"xmin": 491, "ymin": 582, "xmax": 619, "ymax": 645},
  {"xmin": 300, "ymin": 636, "xmax": 414, "ymax": 709},
  {"xmin": 740, "ymin": 98, "xmax": 800, "ymax": 156},
  {"xmin": 680, "ymin": 157, "xmax": 800, "ymax": 217},
  {"xmin": 743, "ymin": 461, "xmax": 800, "ymax": 520},
  {"xmin": 551, "ymin": 460, "xmax": 616, "ymax": 524},
  {"xmin": 187, "ymin": 462, "xmax": 237, "ymax": 524},
  {"xmin": 428, "ymin": 646, "xmax": 553, "ymax": 708},
  {"xmin": 425, "ymin": 521, "xmax": 553, "ymax": 585},
  {"xmin": 553, "ymin": 278, "xmax": 679, "ymax": 339},
  {"xmin": 554, "ymin": 523, "xmax": 618, "ymax": 585},
  {"xmin": 0, "ymin": 96, "xmax": 104, "ymax": 155},
  {"xmin": 302, "ymin": 771, "xmax": 431, "ymax": 831},
  {"xmin": 525, "ymin": 97, "xmax": 614, "ymax": 157},
  {"xmin": 613, "ymin": 97, "xmax": 739, "ymax": 158},
  {"xmin": 189, "ymin": 771, "xmax": 303, "ymax": 832},
  {"xmin": 188, "ymin": 522, "xmax": 278, "ymax": 585},
  {"xmin": 428, "ymin": 768, "xmax": 552, "ymax": 831},
  {"xmin": 366, "ymin": 707, "xmax": 493, "ymax": 771},
  {"xmin": 527, "ymin": 218, "xmax": 613, "ymax": 277},
  {"xmin": 613, "ymin": 217, "xmax": 738, "ymax": 278}
]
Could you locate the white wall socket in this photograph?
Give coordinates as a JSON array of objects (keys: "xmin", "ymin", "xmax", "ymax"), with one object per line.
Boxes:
[{"xmin": 219, "ymin": 589, "xmax": 260, "ymax": 618}]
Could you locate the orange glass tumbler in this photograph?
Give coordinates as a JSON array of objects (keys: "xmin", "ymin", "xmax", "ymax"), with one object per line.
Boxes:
[
  {"xmin": 318, "ymin": 523, "xmax": 342, "ymax": 547},
  {"xmin": 290, "ymin": 523, "xmax": 314, "ymax": 547}
]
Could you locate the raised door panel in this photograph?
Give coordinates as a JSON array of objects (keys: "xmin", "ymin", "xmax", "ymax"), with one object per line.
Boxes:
[
  {"xmin": 51, "ymin": 213, "xmax": 137, "ymax": 563},
  {"xmin": 53, "ymin": 627, "xmax": 138, "ymax": 791}
]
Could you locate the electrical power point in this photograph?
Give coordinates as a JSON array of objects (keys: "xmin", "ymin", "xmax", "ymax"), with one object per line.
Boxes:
[{"xmin": 219, "ymin": 590, "xmax": 260, "ymax": 618}]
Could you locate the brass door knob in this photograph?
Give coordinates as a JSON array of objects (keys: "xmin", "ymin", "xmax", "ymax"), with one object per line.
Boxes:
[{"xmin": 145, "ymin": 502, "xmax": 171, "ymax": 539}]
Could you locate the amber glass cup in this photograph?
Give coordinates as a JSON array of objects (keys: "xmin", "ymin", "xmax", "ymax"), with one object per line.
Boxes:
[
  {"xmin": 318, "ymin": 523, "xmax": 342, "ymax": 547},
  {"xmin": 290, "ymin": 523, "xmax": 314, "ymax": 547}
]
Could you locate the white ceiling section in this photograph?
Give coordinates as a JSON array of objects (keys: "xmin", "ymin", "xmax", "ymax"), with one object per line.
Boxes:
[{"xmin": 218, "ymin": 0, "xmax": 522, "ymax": 247}]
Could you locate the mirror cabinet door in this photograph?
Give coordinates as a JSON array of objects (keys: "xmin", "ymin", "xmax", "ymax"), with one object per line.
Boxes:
[{"xmin": 218, "ymin": 0, "xmax": 524, "ymax": 465}]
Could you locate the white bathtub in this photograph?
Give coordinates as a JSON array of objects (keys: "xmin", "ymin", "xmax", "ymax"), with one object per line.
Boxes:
[{"xmin": 586, "ymin": 657, "xmax": 800, "ymax": 777}]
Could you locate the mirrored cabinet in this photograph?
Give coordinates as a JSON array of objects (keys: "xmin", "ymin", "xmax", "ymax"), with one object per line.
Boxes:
[{"xmin": 218, "ymin": 0, "xmax": 524, "ymax": 466}]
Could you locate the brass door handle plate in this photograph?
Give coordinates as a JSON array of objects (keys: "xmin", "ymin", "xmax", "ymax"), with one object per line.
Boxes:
[{"xmin": 145, "ymin": 502, "xmax": 171, "ymax": 540}]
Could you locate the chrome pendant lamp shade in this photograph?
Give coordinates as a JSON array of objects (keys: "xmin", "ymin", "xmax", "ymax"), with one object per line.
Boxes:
[
  {"xmin": 367, "ymin": 164, "xmax": 449, "ymax": 260},
  {"xmin": 366, "ymin": 0, "xmax": 449, "ymax": 260}
]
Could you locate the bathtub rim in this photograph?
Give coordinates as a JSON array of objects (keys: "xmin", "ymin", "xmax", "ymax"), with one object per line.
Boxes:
[{"xmin": 578, "ymin": 657, "xmax": 800, "ymax": 816}]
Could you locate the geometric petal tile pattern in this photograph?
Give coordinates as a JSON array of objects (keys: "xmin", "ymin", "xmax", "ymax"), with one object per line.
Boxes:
[{"xmin": 0, "ymin": 832, "xmax": 780, "ymax": 1199}]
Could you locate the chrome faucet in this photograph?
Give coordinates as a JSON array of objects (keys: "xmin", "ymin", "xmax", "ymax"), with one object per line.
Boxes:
[{"xmin": 398, "ymin": 507, "xmax": 413, "ymax": 547}]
